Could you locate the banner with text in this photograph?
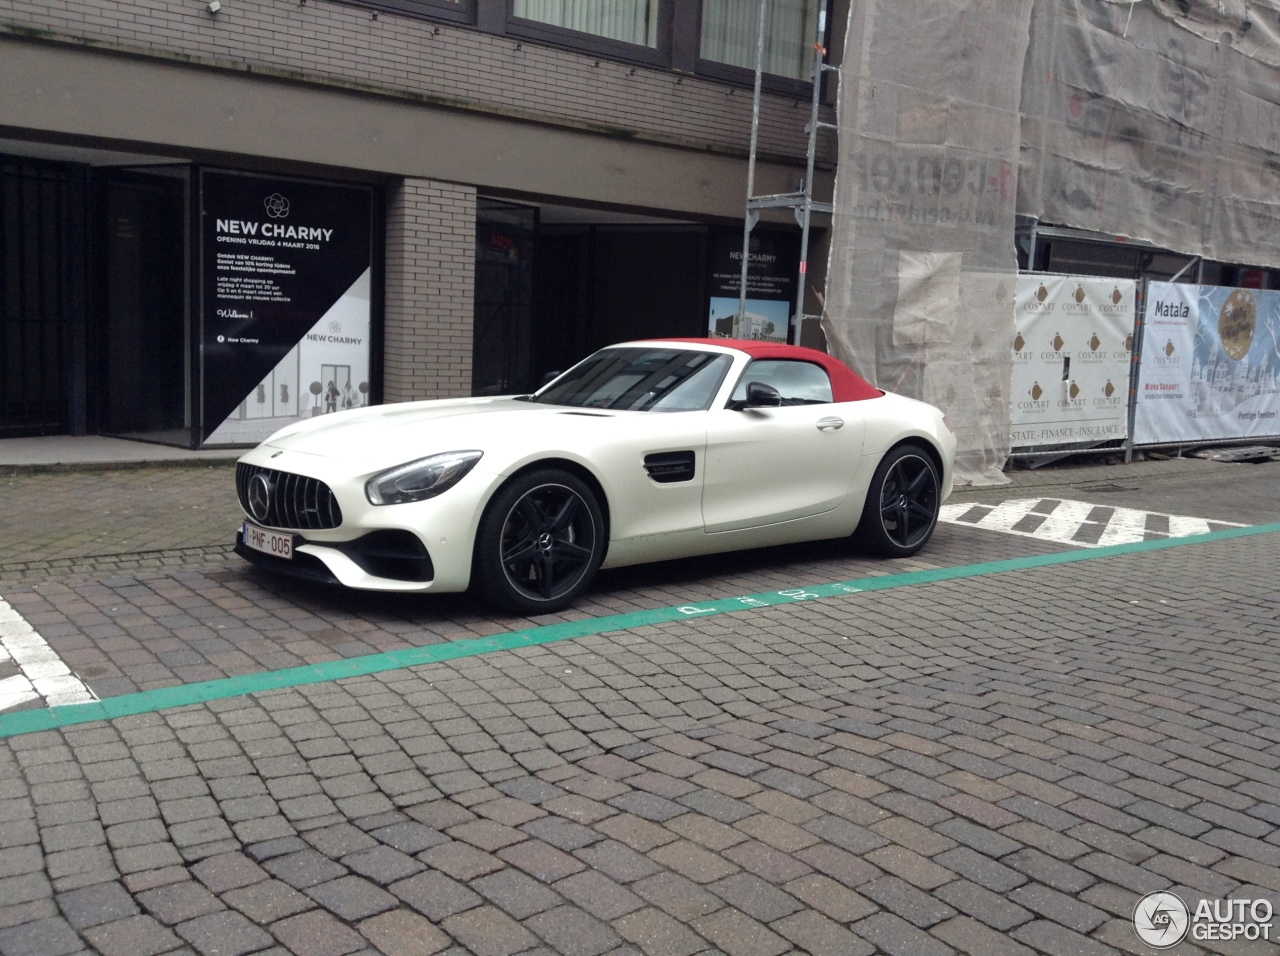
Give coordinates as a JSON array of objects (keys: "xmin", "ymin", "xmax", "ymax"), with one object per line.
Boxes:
[
  {"xmin": 1135, "ymin": 282, "xmax": 1280, "ymax": 445},
  {"xmin": 707, "ymin": 228, "xmax": 798, "ymax": 343},
  {"xmin": 200, "ymin": 171, "xmax": 373, "ymax": 445},
  {"xmin": 1011, "ymin": 276, "xmax": 1135, "ymax": 447}
]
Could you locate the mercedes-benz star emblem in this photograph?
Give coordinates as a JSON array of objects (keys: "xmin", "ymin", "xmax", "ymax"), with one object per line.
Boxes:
[{"xmin": 248, "ymin": 474, "xmax": 273, "ymax": 523}]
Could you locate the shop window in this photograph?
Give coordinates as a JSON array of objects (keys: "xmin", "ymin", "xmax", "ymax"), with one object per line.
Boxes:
[
  {"xmin": 474, "ymin": 200, "xmax": 537, "ymax": 395},
  {"xmin": 699, "ymin": 0, "xmax": 819, "ymax": 81},
  {"xmin": 513, "ymin": 0, "xmax": 659, "ymax": 48}
]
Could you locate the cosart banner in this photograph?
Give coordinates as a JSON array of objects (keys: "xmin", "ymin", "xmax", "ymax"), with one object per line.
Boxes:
[
  {"xmin": 1011, "ymin": 276, "xmax": 1135, "ymax": 447},
  {"xmin": 200, "ymin": 171, "xmax": 373, "ymax": 445},
  {"xmin": 1134, "ymin": 283, "xmax": 1280, "ymax": 444}
]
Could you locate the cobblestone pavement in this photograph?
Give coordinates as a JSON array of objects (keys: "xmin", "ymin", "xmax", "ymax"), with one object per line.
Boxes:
[
  {"xmin": 1, "ymin": 455, "xmax": 1279, "ymax": 955},
  {"xmin": 0, "ymin": 464, "xmax": 238, "ymax": 573}
]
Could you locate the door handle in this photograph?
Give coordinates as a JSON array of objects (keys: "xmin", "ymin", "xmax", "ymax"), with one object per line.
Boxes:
[{"xmin": 816, "ymin": 417, "xmax": 844, "ymax": 430}]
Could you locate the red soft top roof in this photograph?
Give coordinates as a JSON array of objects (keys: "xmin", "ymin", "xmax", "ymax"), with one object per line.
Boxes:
[{"xmin": 655, "ymin": 338, "xmax": 883, "ymax": 403}]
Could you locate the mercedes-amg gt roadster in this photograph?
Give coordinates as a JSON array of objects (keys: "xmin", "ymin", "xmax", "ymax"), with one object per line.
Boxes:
[{"xmin": 235, "ymin": 339, "xmax": 956, "ymax": 612}]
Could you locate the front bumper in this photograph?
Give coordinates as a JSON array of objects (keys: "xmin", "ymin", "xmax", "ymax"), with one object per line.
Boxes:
[
  {"xmin": 236, "ymin": 527, "xmax": 435, "ymax": 589},
  {"xmin": 233, "ymin": 443, "xmax": 497, "ymax": 594}
]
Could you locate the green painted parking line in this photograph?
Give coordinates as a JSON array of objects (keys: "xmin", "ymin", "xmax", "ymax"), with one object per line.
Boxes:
[{"xmin": 2, "ymin": 520, "xmax": 1278, "ymax": 740}]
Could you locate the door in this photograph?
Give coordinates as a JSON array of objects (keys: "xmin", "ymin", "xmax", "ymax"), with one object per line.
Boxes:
[
  {"xmin": 0, "ymin": 159, "xmax": 73, "ymax": 436},
  {"xmin": 101, "ymin": 173, "xmax": 187, "ymax": 437},
  {"xmin": 702, "ymin": 358, "xmax": 865, "ymax": 533}
]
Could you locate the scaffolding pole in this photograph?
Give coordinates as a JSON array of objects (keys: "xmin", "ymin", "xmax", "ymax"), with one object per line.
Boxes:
[{"xmin": 739, "ymin": 0, "xmax": 836, "ymax": 346}]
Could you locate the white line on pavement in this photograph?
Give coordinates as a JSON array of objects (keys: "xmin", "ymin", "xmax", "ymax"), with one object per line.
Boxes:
[
  {"xmin": 941, "ymin": 498, "xmax": 1247, "ymax": 549},
  {"xmin": 0, "ymin": 597, "xmax": 97, "ymax": 710}
]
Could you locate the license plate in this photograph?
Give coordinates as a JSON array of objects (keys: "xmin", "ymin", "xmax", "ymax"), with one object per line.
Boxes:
[{"xmin": 242, "ymin": 521, "xmax": 294, "ymax": 560}]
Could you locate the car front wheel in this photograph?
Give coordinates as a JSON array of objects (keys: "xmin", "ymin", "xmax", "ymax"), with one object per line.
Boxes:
[
  {"xmin": 472, "ymin": 469, "xmax": 605, "ymax": 613},
  {"xmin": 856, "ymin": 444, "xmax": 940, "ymax": 558}
]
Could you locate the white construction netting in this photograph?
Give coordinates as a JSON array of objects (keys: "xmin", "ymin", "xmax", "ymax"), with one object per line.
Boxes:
[{"xmin": 823, "ymin": 0, "xmax": 1280, "ymax": 484}]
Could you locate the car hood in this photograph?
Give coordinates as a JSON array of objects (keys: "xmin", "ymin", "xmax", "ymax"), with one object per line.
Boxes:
[{"xmin": 257, "ymin": 397, "xmax": 614, "ymax": 474}]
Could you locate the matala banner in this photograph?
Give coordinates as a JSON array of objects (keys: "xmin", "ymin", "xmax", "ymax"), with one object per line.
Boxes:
[
  {"xmin": 1011, "ymin": 276, "xmax": 1135, "ymax": 447},
  {"xmin": 1135, "ymin": 282, "xmax": 1280, "ymax": 445},
  {"xmin": 200, "ymin": 171, "xmax": 373, "ymax": 445}
]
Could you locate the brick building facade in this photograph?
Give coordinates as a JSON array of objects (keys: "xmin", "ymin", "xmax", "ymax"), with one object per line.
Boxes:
[{"xmin": 0, "ymin": 0, "xmax": 842, "ymax": 446}]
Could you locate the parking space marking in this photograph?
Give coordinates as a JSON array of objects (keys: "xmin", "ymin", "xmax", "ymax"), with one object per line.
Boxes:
[
  {"xmin": 940, "ymin": 498, "xmax": 1247, "ymax": 548},
  {"xmin": 0, "ymin": 596, "xmax": 97, "ymax": 712},
  {"xmin": 1, "ymin": 519, "xmax": 1278, "ymax": 740}
]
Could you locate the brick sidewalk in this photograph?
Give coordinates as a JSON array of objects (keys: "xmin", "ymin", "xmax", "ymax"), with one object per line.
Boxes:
[{"xmin": 0, "ymin": 465, "xmax": 239, "ymax": 577}]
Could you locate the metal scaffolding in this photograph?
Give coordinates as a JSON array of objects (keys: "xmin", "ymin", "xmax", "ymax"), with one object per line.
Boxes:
[{"xmin": 737, "ymin": 0, "xmax": 837, "ymax": 346}]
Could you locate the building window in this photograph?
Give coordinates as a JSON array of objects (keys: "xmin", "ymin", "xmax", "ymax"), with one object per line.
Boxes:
[
  {"xmin": 699, "ymin": 0, "xmax": 819, "ymax": 81},
  {"xmin": 512, "ymin": 0, "xmax": 659, "ymax": 48}
]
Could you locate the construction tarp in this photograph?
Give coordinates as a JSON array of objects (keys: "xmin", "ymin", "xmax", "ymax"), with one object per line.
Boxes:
[
  {"xmin": 1020, "ymin": 0, "xmax": 1280, "ymax": 267},
  {"xmin": 823, "ymin": 0, "xmax": 1280, "ymax": 484}
]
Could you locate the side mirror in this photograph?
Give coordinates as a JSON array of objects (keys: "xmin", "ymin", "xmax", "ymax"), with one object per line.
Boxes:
[{"xmin": 744, "ymin": 381, "xmax": 782, "ymax": 408}]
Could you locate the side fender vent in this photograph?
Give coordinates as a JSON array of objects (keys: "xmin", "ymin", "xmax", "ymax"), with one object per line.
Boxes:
[{"xmin": 644, "ymin": 451, "xmax": 696, "ymax": 484}]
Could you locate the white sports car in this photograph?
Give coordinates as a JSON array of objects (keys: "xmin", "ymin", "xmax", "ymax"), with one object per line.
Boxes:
[{"xmin": 235, "ymin": 339, "xmax": 955, "ymax": 612}]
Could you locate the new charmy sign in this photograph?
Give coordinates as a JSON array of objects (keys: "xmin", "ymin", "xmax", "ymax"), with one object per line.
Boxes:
[{"xmin": 200, "ymin": 171, "xmax": 373, "ymax": 444}]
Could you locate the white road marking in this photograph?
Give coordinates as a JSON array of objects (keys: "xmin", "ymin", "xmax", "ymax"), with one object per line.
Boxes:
[
  {"xmin": 0, "ymin": 674, "xmax": 38, "ymax": 710},
  {"xmin": 940, "ymin": 498, "xmax": 1247, "ymax": 549},
  {"xmin": 966, "ymin": 499, "xmax": 1040, "ymax": 533},
  {"xmin": 1033, "ymin": 500, "xmax": 1097, "ymax": 543},
  {"xmin": 0, "ymin": 597, "xmax": 97, "ymax": 710},
  {"xmin": 1095, "ymin": 506, "xmax": 1150, "ymax": 546}
]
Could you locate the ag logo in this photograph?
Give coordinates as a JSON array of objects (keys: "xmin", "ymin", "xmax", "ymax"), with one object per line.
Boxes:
[{"xmin": 1133, "ymin": 891, "xmax": 1189, "ymax": 948}]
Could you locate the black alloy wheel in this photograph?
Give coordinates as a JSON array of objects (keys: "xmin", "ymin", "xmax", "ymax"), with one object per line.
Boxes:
[
  {"xmin": 856, "ymin": 443, "xmax": 941, "ymax": 557},
  {"xmin": 473, "ymin": 469, "xmax": 605, "ymax": 613}
]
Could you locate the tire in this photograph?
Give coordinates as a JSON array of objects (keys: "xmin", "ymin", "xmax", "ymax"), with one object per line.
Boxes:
[
  {"xmin": 855, "ymin": 443, "xmax": 941, "ymax": 558},
  {"xmin": 472, "ymin": 469, "xmax": 605, "ymax": 613}
]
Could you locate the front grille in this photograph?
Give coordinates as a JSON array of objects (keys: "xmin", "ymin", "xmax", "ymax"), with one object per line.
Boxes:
[{"xmin": 237, "ymin": 463, "xmax": 343, "ymax": 530}]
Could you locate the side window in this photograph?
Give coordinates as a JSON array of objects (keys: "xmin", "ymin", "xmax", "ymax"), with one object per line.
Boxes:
[{"xmin": 731, "ymin": 359, "xmax": 833, "ymax": 405}]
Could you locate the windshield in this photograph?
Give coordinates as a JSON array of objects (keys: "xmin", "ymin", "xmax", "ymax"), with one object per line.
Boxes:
[{"xmin": 535, "ymin": 348, "xmax": 732, "ymax": 412}]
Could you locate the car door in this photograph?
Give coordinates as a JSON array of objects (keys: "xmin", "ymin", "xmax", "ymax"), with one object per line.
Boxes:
[
  {"xmin": 702, "ymin": 358, "xmax": 865, "ymax": 534},
  {"xmin": 579, "ymin": 350, "xmax": 731, "ymax": 542}
]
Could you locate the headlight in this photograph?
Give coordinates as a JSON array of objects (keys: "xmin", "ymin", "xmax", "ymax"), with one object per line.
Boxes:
[{"xmin": 365, "ymin": 451, "xmax": 483, "ymax": 505}]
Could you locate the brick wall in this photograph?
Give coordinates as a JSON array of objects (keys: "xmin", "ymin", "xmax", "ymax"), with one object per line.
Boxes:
[
  {"xmin": 384, "ymin": 178, "xmax": 475, "ymax": 402},
  {"xmin": 0, "ymin": 0, "xmax": 829, "ymax": 165}
]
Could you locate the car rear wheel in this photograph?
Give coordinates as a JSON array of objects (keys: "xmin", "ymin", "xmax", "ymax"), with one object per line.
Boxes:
[
  {"xmin": 856, "ymin": 444, "xmax": 940, "ymax": 558},
  {"xmin": 473, "ymin": 469, "xmax": 605, "ymax": 613}
]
